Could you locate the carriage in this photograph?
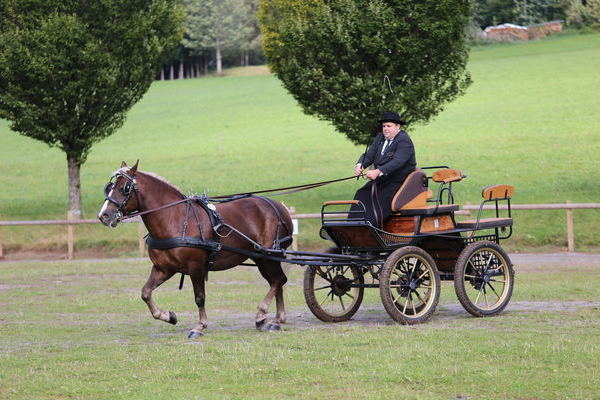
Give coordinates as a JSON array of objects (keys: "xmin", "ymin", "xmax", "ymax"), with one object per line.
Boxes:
[
  {"xmin": 100, "ymin": 162, "xmax": 514, "ymax": 336},
  {"xmin": 297, "ymin": 166, "xmax": 515, "ymax": 325}
]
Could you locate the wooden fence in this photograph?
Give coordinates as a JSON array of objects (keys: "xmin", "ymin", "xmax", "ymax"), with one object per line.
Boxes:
[{"xmin": 0, "ymin": 202, "xmax": 598, "ymax": 260}]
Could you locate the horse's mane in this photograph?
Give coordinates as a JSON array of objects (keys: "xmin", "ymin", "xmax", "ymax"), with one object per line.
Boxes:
[{"xmin": 117, "ymin": 167, "xmax": 185, "ymax": 196}]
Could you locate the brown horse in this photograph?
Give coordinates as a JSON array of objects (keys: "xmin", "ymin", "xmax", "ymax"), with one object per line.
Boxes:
[{"xmin": 98, "ymin": 161, "xmax": 293, "ymax": 338}]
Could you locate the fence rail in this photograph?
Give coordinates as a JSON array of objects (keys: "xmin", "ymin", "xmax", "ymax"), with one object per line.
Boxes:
[{"xmin": 0, "ymin": 202, "xmax": 598, "ymax": 259}]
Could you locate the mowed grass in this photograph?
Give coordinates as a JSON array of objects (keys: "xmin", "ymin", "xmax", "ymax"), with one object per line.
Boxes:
[
  {"xmin": 0, "ymin": 257, "xmax": 598, "ymax": 399},
  {"xmin": 0, "ymin": 31, "xmax": 599, "ymax": 253}
]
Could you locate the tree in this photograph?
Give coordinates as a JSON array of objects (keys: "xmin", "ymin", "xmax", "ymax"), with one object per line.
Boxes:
[
  {"xmin": 259, "ymin": 0, "xmax": 473, "ymax": 145},
  {"xmin": 566, "ymin": 0, "xmax": 600, "ymax": 28},
  {"xmin": 472, "ymin": 0, "xmax": 569, "ymax": 28},
  {"xmin": 183, "ymin": 0, "xmax": 252, "ymax": 74},
  {"xmin": 0, "ymin": 1, "xmax": 184, "ymax": 217}
]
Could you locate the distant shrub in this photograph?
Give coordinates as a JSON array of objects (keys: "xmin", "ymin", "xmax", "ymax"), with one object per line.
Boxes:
[{"xmin": 566, "ymin": 0, "xmax": 600, "ymax": 29}]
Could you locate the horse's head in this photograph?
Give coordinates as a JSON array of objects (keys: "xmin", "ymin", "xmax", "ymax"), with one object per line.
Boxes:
[{"xmin": 98, "ymin": 161, "xmax": 140, "ymax": 227}]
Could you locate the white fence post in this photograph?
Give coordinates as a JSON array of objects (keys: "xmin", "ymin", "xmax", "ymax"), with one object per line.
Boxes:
[
  {"xmin": 67, "ymin": 211, "xmax": 75, "ymax": 260},
  {"xmin": 0, "ymin": 215, "xmax": 3, "ymax": 259},
  {"xmin": 566, "ymin": 200, "xmax": 574, "ymax": 252}
]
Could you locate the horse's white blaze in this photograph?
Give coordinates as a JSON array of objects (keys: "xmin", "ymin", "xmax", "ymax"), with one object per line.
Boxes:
[
  {"xmin": 98, "ymin": 199, "xmax": 110, "ymax": 217},
  {"xmin": 98, "ymin": 184, "xmax": 116, "ymax": 222}
]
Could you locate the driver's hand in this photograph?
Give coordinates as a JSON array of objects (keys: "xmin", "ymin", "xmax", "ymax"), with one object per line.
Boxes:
[
  {"xmin": 354, "ymin": 164, "xmax": 364, "ymax": 177},
  {"xmin": 366, "ymin": 169, "xmax": 382, "ymax": 180}
]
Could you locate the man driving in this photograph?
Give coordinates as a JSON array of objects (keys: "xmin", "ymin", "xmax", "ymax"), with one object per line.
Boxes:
[{"xmin": 351, "ymin": 111, "xmax": 416, "ymax": 226}]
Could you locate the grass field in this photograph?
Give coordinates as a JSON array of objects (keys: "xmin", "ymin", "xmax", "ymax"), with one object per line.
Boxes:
[
  {"xmin": 1, "ymin": 32, "xmax": 599, "ymax": 254},
  {"xmin": 0, "ymin": 255, "xmax": 598, "ymax": 399}
]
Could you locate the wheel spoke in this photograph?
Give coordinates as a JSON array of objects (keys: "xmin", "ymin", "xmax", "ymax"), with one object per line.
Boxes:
[
  {"xmin": 417, "ymin": 269, "xmax": 429, "ymax": 280},
  {"xmin": 408, "ymin": 258, "xmax": 419, "ymax": 280},
  {"xmin": 486, "ymin": 282, "xmax": 501, "ymax": 300},
  {"xmin": 319, "ymin": 290, "xmax": 334, "ymax": 306},
  {"xmin": 392, "ymin": 292, "xmax": 404, "ymax": 305},
  {"xmin": 483, "ymin": 285, "xmax": 490, "ymax": 307},
  {"xmin": 467, "ymin": 258, "xmax": 482, "ymax": 275},
  {"xmin": 415, "ymin": 291, "xmax": 427, "ymax": 305},
  {"xmin": 402, "ymin": 296, "xmax": 409, "ymax": 314},
  {"xmin": 315, "ymin": 284, "xmax": 332, "ymax": 291},
  {"xmin": 474, "ymin": 288, "xmax": 482, "ymax": 305},
  {"xmin": 339, "ymin": 295, "xmax": 346, "ymax": 311},
  {"xmin": 344, "ymin": 292, "xmax": 355, "ymax": 300},
  {"xmin": 483, "ymin": 253, "xmax": 495, "ymax": 273},
  {"xmin": 410, "ymin": 294, "xmax": 417, "ymax": 315}
]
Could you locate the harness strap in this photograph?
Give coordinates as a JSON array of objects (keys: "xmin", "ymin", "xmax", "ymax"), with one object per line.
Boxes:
[
  {"xmin": 252, "ymin": 195, "xmax": 293, "ymax": 249},
  {"xmin": 146, "ymin": 235, "xmax": 221, "ymax": 251}
]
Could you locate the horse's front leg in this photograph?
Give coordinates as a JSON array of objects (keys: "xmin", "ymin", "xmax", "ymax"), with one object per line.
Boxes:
[
  {"xmin": 141, "ymin": 265, "xmax": 177, "ymax": 325},
  {"xmin": 188, "ymin": 270, "xmax": 208, "ymax": 339}
]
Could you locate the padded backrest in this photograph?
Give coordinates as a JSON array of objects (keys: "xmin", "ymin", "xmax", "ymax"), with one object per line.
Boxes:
[
  {"xmin": 432, "ymin": 168, "xmax": 465, "ymax": 183},
  {"xmin": 482, "ymin": 184, "xmax": 515, "ymax": 200},
  {"xmin": 391, "ymin": 170, "xmax": 429, "ymax": 211}
]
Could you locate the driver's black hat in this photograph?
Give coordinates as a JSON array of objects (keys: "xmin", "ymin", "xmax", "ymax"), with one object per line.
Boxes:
[{"xmin": 378, "ymin": 111, "xmax": 406, "ymax": 125}]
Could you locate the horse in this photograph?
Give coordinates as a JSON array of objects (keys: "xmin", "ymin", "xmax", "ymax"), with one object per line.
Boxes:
[{"xmin": 98, "ymin": 161, "xmax": 293, "ymax": 338}]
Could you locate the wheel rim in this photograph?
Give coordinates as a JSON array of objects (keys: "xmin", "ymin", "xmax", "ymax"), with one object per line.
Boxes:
[
  {"xmin": 462, "ymin": 247, "xmax": 511, "ymax": 311},
  {"xmin": 385, "ymin": 254, "xmax": 437, "ymax": 318},
  {"xmin": 311, "ymin": 265, "xmax": 362, "ymax": 317}
]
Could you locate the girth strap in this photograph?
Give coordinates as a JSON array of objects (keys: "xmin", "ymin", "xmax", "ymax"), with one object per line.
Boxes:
[{"xmin": 146, "ymin": 235, "xmax": 221, "ymax": 252}]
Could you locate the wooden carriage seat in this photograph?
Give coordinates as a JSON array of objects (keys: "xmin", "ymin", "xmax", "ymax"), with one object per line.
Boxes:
[
  {"xmin": 432, "ymin": 168, "xmax": 465, "ymax": 183},
  {"xmin": 456, "ymin": 184, "xmax": 514, "ymax": 229},
  {"xmin": 390, "ymin": 170, "xmax": 459, "ymax": 216}
]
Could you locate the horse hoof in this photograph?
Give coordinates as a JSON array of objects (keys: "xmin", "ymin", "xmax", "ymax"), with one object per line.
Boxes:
[
  {"xmin": 267, "ymin": 323, "xmax": 281, "ymax": 332},
  {"xmin": 168, "ymin": 311, "xmax": 177, "ymax": 325},
  {"xmin": 255, "ymin": 319, "xmax": 267, "ymax": 330},
  {"xmin": 187, "ymin": 330, "xmax": 203, "ymax": 339}
]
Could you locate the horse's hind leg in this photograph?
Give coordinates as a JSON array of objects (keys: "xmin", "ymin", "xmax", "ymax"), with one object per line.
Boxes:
[
  {"xmin": 255, "ymin": 260, "xmax": 287, "ymax": 331},
  {"xmin": 141, "ymin": 265, "xmax": 177, "ymax": 325}
]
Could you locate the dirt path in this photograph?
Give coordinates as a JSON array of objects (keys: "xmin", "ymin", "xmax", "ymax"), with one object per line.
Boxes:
[
  {"xmin": 4, "ymin": 251, "xmax": 600, "ymax": 266},
  {"xmin": 510, "ymin": 252, "xmax": 600, "ymax": 267}
]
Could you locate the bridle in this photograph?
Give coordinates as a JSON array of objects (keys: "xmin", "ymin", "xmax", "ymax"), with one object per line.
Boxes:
[
  {"xmin": 103, "ymin": 170, "xmax": 139, "ymax": 222},
  {"xmin": 103, "ymin": 170, "xmax": 192, "ymax": 223}
]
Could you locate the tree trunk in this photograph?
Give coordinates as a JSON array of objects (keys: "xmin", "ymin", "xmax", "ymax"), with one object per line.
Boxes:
[
  {"xmin": 67, "ymin": 155, "xmax": 82, "ymax": 219},
  {"xmin": 216, "ymin": 41, "xmax": 223, "ymax": 75},
  {"xmin": 179, "ymin": 61, "xmax": 184, "ymax": 79}
]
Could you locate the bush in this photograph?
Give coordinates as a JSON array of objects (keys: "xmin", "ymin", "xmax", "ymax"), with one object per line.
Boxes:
[{"xmin": 566, "ymin": 0, "xmax": 600, "ymax": 29}]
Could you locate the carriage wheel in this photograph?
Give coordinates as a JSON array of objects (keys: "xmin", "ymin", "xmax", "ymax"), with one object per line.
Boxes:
[
  {"xmin": 379, "ymin": 247, "xmax": 441, "ymax": 325},
  {"xmin": 303, "ymin": 264, "xmax": 365, "ymax": 322},
  {"xmin": 454, "ymin": 241, "xmax": 514, "ymax": 317}
]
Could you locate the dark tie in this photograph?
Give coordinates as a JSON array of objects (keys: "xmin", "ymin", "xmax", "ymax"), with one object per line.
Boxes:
[{"xmin": 381, "ymin": 139, "xmax": 391, "ymax": 155}]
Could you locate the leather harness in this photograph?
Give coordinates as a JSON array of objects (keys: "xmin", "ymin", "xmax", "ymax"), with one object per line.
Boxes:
[{"xmin": 144, "ymin": 194, "xmax": 293, "ymax": 283}]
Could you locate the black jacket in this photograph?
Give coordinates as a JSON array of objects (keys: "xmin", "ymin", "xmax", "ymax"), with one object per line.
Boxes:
[{"xmin": 357, "ymin": 130, "xmax": 416, "ymax": 183}]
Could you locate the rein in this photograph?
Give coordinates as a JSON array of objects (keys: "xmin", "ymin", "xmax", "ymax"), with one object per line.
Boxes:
[
  {"xmin": 118, "ymin": 175, "xmax": 360, "ymax": 220},
  {"xmin": 209, "ymin": 175, "xmax": 359, "ymax": 199}
]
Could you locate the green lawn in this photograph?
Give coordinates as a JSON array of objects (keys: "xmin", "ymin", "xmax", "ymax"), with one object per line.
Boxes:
[
  {"xmin": 0, "ymin": 257, "xmax": 598, "ymax": 399},
  {"xmin": 1, "ymin": 31, "xmax": 599, "ymax": 253}
]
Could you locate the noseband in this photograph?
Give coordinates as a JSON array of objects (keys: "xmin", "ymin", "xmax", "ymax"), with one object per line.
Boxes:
[{"xmin": 103, "ymin": 171, "xmax": 139, "ymax": 221}]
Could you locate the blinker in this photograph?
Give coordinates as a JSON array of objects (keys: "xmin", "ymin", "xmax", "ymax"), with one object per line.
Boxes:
[{"xmin": 104, "ymin": 182, "xmax": 114, "ymax": 197}]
